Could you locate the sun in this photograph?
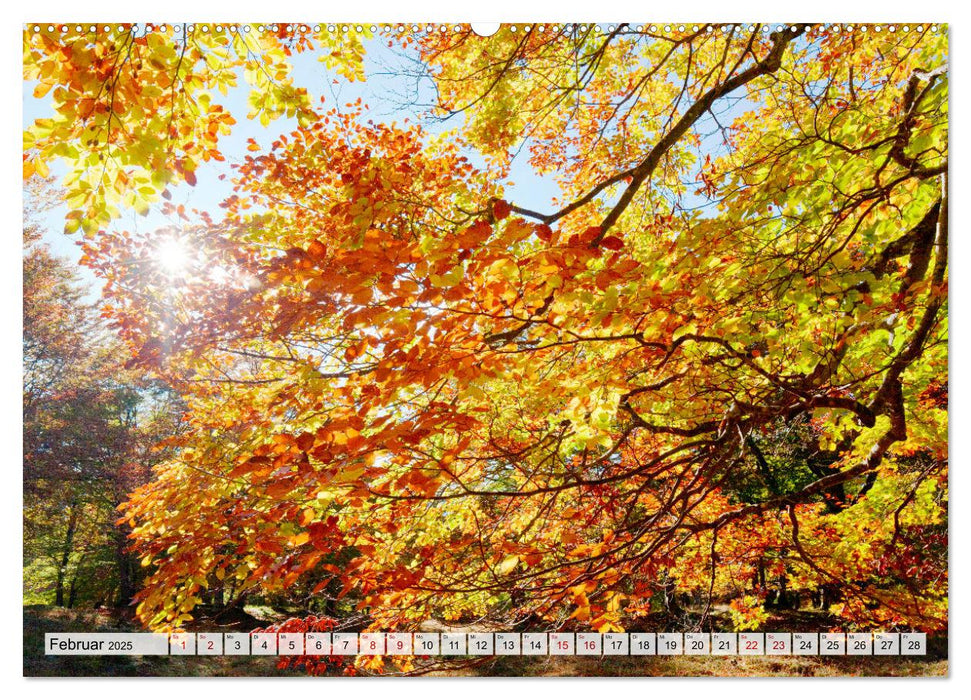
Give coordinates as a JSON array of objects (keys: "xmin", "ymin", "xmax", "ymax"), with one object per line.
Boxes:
[{"xmin": 155, "ymin": 236, "xmax": 192, "ymax": 276}]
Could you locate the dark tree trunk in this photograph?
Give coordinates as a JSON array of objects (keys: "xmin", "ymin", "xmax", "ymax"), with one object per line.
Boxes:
[
  {"xmin": 114, "ymin": 524, "xmax": 137, "ymax": 608},
  {"xmin": 67, "ymin": 555, "xmax": 85, "ymax": 609},
  {"xmin": 819, "ymin": 583, "xmax": 841, "ymax": 610},
  {"xmin": 54, "ymin": 503, "xmax": 79, "ymax": 607}
]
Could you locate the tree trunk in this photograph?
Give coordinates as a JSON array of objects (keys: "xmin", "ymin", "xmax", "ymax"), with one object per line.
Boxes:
[
  {"xmin": 114, "ymin": 524, "xmax": 136, "ymax": 608},
  {"xmin": 820, "ymin": 583, "xmax": 841, "ymax": 611},
  {"xmin": 661, "ymin": 579, "xmax": 682, "ymax": 616},
  {"xmin": 54, "ymin": 503, "xmax": 79, "ymax": 607},
  {"xmin": 67, "ymin": 554, "xmax": 86, "ymax": 609}
]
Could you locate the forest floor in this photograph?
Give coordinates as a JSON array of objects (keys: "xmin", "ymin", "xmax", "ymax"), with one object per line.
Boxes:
[{"xmin": 24, "ymin": 605, "xmax": 947, "ymax": 678}]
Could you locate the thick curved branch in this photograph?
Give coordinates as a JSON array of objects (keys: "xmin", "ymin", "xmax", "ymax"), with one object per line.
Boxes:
[{"xmin": 591, "ymin": 26, "xmax": 807, "ymax": 245}]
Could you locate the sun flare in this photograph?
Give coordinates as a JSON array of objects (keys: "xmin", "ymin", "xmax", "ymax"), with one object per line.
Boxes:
[{"xmin": 155, "ymin": 236, "xmax": 192, "ymax": 276}]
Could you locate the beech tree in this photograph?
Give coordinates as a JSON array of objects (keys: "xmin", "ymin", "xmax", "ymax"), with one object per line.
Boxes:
[
  {"xmin": 24, "ymin": 23, "xmax": 947, "ymax": 643},
  {"xmin": 23, "ymin": 192, "xmax": 184, "ymax": 608}
]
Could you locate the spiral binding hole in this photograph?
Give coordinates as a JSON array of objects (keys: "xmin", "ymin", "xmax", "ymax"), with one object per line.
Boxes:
[{"xmin": 23, "ymin": 21, "xmax": 947, "ymax": 40}]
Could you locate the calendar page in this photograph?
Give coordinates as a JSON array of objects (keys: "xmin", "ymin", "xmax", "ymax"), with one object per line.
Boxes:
[{"xmin": 22, "ymin": 17, "xmax": 948, "ymax": 679}]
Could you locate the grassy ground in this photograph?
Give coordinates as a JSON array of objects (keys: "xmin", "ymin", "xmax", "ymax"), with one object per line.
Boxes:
[{"xmin": 24, "ymin": 606, "xmax": 947, "ymax": 678}]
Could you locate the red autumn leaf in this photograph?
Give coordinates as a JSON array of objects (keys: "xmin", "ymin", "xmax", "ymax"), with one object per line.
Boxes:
[
  {"xmin": 493, "ymin": 198, "xmax": 512, "ymax": 220},
  {"xmin": 307, "ymin": 239, "xmax": 327, "ymax": 258},
  {"xmin": 600, "ymin": 235, "xmax": 624, "ymax": 251},
  {"xmin": 582, "ymin": 226, "xmax": 602, "ymax": 243}
]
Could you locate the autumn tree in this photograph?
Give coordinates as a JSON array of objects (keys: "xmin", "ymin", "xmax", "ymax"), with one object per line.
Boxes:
[
  {"xmin": 23, "ymin": 193, "xmax": 184, "ymax": 608},
  {"xmin": 24, "ymin": 23, "xmax": 947, "ymax": 641}
]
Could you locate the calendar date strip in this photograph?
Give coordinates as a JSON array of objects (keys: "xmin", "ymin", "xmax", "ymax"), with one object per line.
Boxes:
[{"xmin": 45, "ymin": 631, "xmax": 927, "ymax": 656}]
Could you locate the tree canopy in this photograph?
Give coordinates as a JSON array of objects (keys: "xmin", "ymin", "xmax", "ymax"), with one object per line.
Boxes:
[{"xmin": 24, "ymin": 23, "xmax": 947, "ymax": 641}]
